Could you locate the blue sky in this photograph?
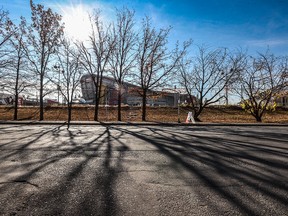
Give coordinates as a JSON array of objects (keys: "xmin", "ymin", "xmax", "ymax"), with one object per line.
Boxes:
[{"xmin": 1, "ymin": 0, "xmax": 288, "ymax": 55}]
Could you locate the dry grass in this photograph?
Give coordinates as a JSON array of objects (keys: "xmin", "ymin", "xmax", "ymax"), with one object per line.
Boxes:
[{"xmin": 0, "ymin": 105, "xmax": 288, "ymax": 123}]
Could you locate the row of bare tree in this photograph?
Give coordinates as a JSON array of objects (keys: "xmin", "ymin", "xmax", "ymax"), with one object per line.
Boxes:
[
  {"xmin": 179, "ymin": 48, "xmax": 288, "ymax": 122},
  {"xmin": 0, "ymin": 1, "xmax": 287, "ymax": 123}
]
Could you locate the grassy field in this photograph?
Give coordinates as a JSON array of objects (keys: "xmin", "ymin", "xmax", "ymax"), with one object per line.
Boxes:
[{"xmin": 1, "ymin": 105, "xmax": 288, "ymax": 123}]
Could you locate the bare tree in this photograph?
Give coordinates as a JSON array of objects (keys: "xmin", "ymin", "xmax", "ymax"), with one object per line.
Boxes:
[
  {"xmin": 56, "ymin": 38, "xmax": 83, "ymax": 127},
  {"xmin": 78, "ymin": 10, "xmax": 115, "ymax": 121},
  {"xmin": 134, "ymin": 17, "xmax": 191, "ymax": 121},
  {"xmin": 109, "ymin": 7, "xmax": 136, "ymax": 121},
  {"xmin": 6, "ymin": 17, "xmax": 34, "ymax": 120},
  {"xmin": 178, "ymin": 46, "xmax": 242, "ymax": 122},
  {"xmin": 24, "ymin": 0, "xmax": 64, "ymax": 120},
  {"xmin": 0, "ymin": 8, "xmax": 13, "ymax": 71},
  {"xmin": 0, "ymin": 8, "xmax": 13, "ymax": 47},
  {"xmin": 234, "ymin": 51, "xmax": 288, "ymax": 122}
]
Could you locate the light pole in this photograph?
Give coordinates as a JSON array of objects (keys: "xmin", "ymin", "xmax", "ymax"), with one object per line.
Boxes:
[
  {"xmin": 177, "ymin": 96, "xmax": 180, "ymax": 123},
  {"xmin": 174, "ymin": 85, "xmax": 181, "ymax": 123},
  {"xmin": 222, "ymin": 69, "xmax": 229, "ymax": 106},
  {"xmin": 53, "ymin": 63, "xmax": 64, "ymax": 104}
]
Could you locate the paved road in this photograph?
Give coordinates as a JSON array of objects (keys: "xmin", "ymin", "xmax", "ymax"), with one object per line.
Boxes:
[{"xmin": 0, "ymin": 124, "xmax": 287, "ymax": 216}]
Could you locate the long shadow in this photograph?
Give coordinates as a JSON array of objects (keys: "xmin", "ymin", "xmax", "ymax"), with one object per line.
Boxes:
[
  {"xmin": 148, "ymin": 125, "xmax": 288, "ymax": 156},
  {"xmin": 184, "ymin": 125, "xmax": 288, "ymax": 145},
  {"xmin": 111, "ymin": 125, "xmax": 288, "ymax": 215},
  {"xmin": 0, "ymin": 124, "xmax": 69, "ymax": 163},
  {"xmin": 1, "ymin": 125, "xmax": 287, "ymax": 215},
  {"xmin": 0, "ymin": 124, "xmax": 129, "ymax": 215},
  {"xmin": 147, "ymin": 126, "xmax": 288, "ymax": 178}
]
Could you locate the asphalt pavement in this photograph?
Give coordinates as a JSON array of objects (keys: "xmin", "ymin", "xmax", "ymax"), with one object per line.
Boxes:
[{"xmin": 0, "ymin": 124, "xmax": 287, "ymax": 215}]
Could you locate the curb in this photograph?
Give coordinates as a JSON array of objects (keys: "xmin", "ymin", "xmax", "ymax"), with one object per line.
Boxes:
[{"xmin": 0, "ymin": 120, "xmax": 288, "ymax": 127}]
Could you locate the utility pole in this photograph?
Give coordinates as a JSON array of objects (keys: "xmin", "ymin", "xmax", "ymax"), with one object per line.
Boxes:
[{"xmin": 174, "ymin": 85, "xmax": 180, "ymax": 123}]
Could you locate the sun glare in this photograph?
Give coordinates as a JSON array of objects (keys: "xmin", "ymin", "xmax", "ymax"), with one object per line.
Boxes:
[{"xmin": 60, "ymin": 4, "xmax": 92, "ymax": 42}]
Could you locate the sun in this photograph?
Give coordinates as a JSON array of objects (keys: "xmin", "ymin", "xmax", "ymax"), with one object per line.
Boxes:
[{"xmin": 60, "ymin": 4, "xmax": 92, "ymax": 42}]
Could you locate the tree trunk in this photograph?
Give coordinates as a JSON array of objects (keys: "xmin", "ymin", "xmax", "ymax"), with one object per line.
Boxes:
[
  {"xmin": 117, "ymin": 89, "xmax": 122, "ymax": 121},
  {"xmin": 189, "ymin": 104, "xmax": 201, "ymax": 122},
  {"xmin": 14, "ymin": 94, "xmax": 18, "ymax": 121},
  {"xmin": 255, "ymin": 115, "xmax": 262, "ymax": 122},
  {"xmin": 193, "ymin": 114, "xmax": 201, "ymax": 122},
  {"xmin": 13, "ymin": 84, "xmax": 19, "ymax": 121},
  {"xmin": 67, "ymin": 103, "xmax": 72, "ymax": 128},
  {"xmin": 39, "ymin": 74, "xmax": 44, "ymax": 121},
  {"xmin": 13, "ymin": 56, "xmax": 21, "ymax": 120},
  {"xmin": 142, "ymin": 90, "xmax": 147, "ymax": 121},
  {"xmin": 94, "ymin": 94, "xmax": 99, "ymax": 121},
  {"xmin": 94, "ymin": 102, "xmax": 99, "ymax": 121},
  {"xmin": 193, "ymin": 110, "xmax": 202, "ymax": 122},
  {"xmin": 252, "ymin": 109, "xmax": 262, "ymax": 122}
]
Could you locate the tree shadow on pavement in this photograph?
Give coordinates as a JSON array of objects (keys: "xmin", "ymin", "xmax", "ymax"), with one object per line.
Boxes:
[
  {"xmin": 111, "ymin": 125, "xmax": 288, "ymax": 215},
  {"xmin": 0, "ymin": 124, "xmax": 129, "ymax": 216},
  {"xmin": 0, "ymin": 124, "xmax": 287, "ymax": 215}
]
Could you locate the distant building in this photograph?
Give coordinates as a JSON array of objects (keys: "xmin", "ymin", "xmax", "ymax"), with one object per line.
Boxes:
[
  {"xmin": 0, "ymin": 93, "xmax": 24, "ymax": 106},
  {"xmin": 80, "ymin": 74, "xmax": 192, "ymax": 106},
  {"xmin": 80, "ymin": 75, "xmax": 132, "ymax": 105},
  {"xmin": 276, "ymin": 96, "xmax": 288, "ymax": 107},
  {"xmin": 274, "ymin": 86, "xmax": 288, "ymax": 107}
]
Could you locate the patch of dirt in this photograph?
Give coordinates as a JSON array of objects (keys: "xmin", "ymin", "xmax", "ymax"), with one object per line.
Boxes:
[{"xmin": 0, "ymin": 105, "xmax": 287, "ymax": 123}]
